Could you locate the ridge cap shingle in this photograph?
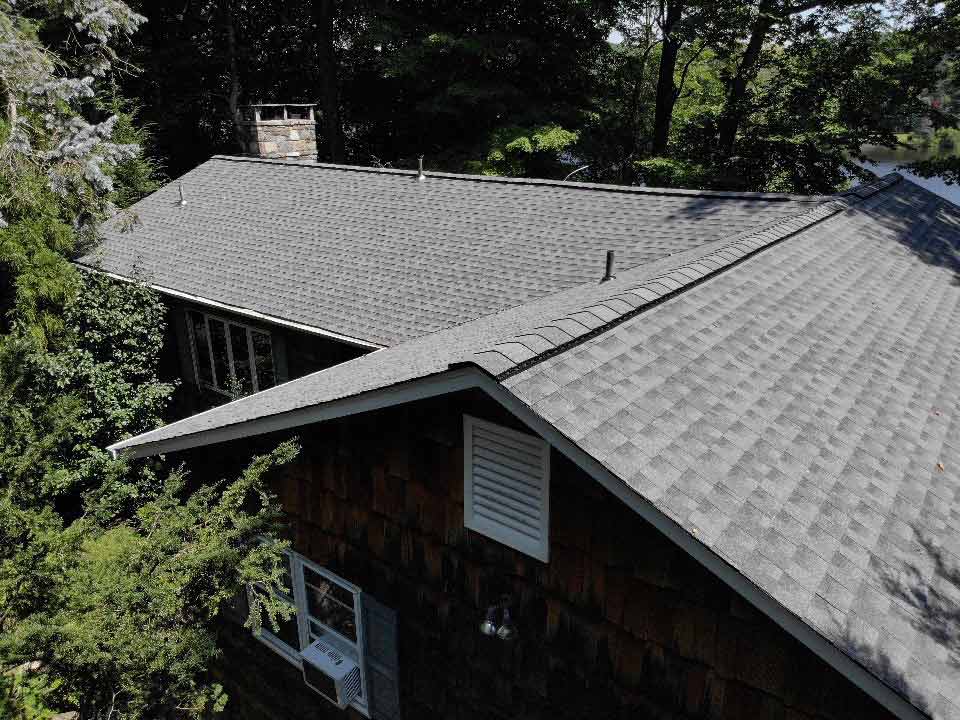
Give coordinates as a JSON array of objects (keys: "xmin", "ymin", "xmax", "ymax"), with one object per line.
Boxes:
[
  {"xmin": 208, "ymin": 154, "xmax": 831, "ymax": 203},
  {"xmin": 474, "ymin": 174, "xmax": 903, "ymax": 381}
]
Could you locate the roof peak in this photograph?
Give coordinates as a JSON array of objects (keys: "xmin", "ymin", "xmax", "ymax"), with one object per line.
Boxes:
[
  {"xmin": 208, "ymin": 154, "xmax": 830, "ymax": 203},
  {"xmin": 469, "ymin": 172, "xmax": 904, "ymax": 379}
]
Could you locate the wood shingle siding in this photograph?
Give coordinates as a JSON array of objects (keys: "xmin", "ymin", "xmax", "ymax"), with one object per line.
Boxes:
[{"xmin": 195, "ymin": 391, "xmax": 894, "ymax": 720}]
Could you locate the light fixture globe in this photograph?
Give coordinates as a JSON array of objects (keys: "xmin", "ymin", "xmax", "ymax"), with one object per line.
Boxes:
[
  {"xmin": 479, "ymin": 606, "xmax": 498, "ymax": 636},
  {"xmin": 496, "ymin": 607, "xmax": 518, "ymax": 641}
]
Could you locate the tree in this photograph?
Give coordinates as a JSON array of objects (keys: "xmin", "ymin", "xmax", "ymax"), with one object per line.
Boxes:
[
  {"xmin": 1, "ymin": 442, "xmax": 299, "ymax": 719},
  {"xmin": 472, "ymin": 124, "xmax": 579, "ymax": 177},
  {"xmin": 121, "ymin": 0, "xmax": 620, "ymax": 173},
  {"xmin": 651, "ymin": 0, "xmax": 685, "ymax": 154},
  {"xmin": 0, "ymin": 3, "xmax": 299, "ymax": 717},
  {"xmin": 312, "ymin": 0, "xmax": 346, "ymax": 162},
  {"xmin": 906, "ymin": 0, "xmax": 960, "ymax": 185},
  {"xmin": 713, "ymin": 5, "xmax": 947, "ymax": 191}
]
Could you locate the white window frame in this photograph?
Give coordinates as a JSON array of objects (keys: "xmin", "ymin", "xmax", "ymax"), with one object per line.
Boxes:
[
  {"xmin": 185, "ymin": 309, "xmax": 276, "ymax": 396},
  {"xmin": 250, "ymin": 549, "xmax": 370, "ymax": 717}
]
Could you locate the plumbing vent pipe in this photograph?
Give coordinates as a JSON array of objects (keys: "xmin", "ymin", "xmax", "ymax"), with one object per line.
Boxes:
[{"xmin": 602, "ymin": 250, "xmax": 616, "ymax": 282}]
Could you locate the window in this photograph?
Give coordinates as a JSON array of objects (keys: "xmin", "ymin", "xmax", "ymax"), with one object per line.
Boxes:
[
  {"xmin": 250, "ymin": 549, "xmax": 398, "ymax": 717},
  {"xmin": 463, "ymin": 415, "xmax": 550, "ymax": 562},
  {"xmin": 186, "ymin": 310, "xmax": 276, "ymax": 395}
]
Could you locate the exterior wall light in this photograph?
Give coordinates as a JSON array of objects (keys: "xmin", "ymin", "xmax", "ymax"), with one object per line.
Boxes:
[
  {"xmin": 495, "ymin": 607, "xmax": 517, "ymax": 641},
  {"xmin": 478, "ymin": 597, "xmax": 518, "ymax": 641},
  {"xmin": 479, "ymin": 606, "xmax": 498, "ymax": 636}
]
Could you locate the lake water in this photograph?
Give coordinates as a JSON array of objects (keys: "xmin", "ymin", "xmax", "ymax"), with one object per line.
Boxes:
[
  {"xmin": 859, "ymin": 143, "xmax": 959, "ymax": 205},
  {"xmin": 860, "ymin": 160, "xmax": 960, "ymax": 205}
]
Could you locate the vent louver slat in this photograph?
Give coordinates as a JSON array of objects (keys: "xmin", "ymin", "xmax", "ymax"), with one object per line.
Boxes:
[
  {"xmin": 472, "ymin": 462, "xmax": 540, "ymax": 499},
  {"xmin": 464, "ymin": 415, "xmax": 550, "ymax": 562}
]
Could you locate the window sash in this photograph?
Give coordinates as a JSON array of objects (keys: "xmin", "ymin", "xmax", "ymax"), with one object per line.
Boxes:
[
  {"xmin": 297, "ymin": 563, "xmax": 361, "ymax": 649},
  {"xmin": 249, "ymin": 549, "xmax": 369, "ymax": 716},
  {"xmin": 186, "ymin": 310, "xmax": 276, "ymax": 395}
]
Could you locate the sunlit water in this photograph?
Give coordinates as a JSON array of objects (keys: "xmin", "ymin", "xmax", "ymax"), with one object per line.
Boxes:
[{"xmin": 860, "ymin": 143, "xmax": 959, "ymax": 205}]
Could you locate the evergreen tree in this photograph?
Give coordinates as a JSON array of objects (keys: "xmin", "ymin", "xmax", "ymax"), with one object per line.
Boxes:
[{"xmin": 0, "ymin": 3, "xmax": 297, "ymax": 716}]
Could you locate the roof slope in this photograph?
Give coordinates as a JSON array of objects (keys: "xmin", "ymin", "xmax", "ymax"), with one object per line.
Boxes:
[
  {"xmin": 109, "ymin": 175, "xmax": 960, "ymax": 719},
  {"xmin": 501, "ymin": 179, "xmax": 960, "ymax": 720},
  {"xmin": 80, "ymin": 156, "xmax": 824, "ymax": 347}
]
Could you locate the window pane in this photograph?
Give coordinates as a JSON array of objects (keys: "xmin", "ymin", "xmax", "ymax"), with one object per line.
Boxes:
[
  {"xmin": 209, "ymin": 319, "xmax": 229, "ymax": 390},
  {"xmin": 229, "ymin": 324, "xmax": 253, "ymax": 394},
  {"xmin": 251, "ymin": 586, "xmax": 300, "ymax": 650},
  {"xmin": 188, "ymin": 311, "xmax": 213, "ymax": 385},
  {"xmin": 252, "ymin": 331, "xmax": 275, "ymax": 389},
  {"xmin": 272, "ymin": 606, "xmax": 301, "ymax": 649},
  {"xmin": 304, "ymin": 567, "xmax": 355, "ymax": 609},
  {"xmin": 303, "ymin": 568, "xmax": 357, "ymax": 643}
]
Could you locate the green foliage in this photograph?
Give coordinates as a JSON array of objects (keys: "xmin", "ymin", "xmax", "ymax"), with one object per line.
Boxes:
[
  {"xmin": 1, "ymin": 442, "xmax": 299, "ymax": 720},
  {"xmin": 909, "ymin": 155, "xmax": 960, "ymax": 184},
  {"xmin": 105, "ymin": 104, "xmax": 165, "ymax": 211},
  {"xmin": 0, "ymin": 273, "xmax": 174, "ymax": 516},
  {"xmin": 1, "ymin": 5, "xmax": 299, "ymax": 719},
  {"xmin": 120, "ymin": 0, "xmax": 619, "ymax": 174},
  {"xmin": 474, "ymin": 124, "xmax": 579, "ymax": 177},
  {"xmin": 0, "ymin": 150, "xmax": 81, "ymax": 345},
  {"xmin": 633, "ymin": 157, "xmax": 709, "ymax": 189},
  {"xmin": 0, "ymin": 666, "xmax": 59, "ymax": 719}
]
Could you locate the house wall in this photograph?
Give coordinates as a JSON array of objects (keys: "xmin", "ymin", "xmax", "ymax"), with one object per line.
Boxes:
[
  {"xmin": 159, "ymin": 299, "xmax": 367, "ymax": 417},
  {"xmin": 186, "ymin": 391, "xmax": 896, "ymax": 720}
]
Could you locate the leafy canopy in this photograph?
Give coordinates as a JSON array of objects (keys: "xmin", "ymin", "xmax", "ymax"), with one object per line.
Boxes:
[{"xmin": 0, "ymin": 3, "xmax": 298, "ymax": 718}]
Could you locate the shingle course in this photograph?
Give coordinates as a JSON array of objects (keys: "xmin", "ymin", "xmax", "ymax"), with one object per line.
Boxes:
[
  {"xmin": 502, "ymin": 179, "xmax": 960, "ymax": 717},
  {"xmin": 108, "ymin": 174, "xmax": 958, "ymax": 719},
  {"xmin": 81, "ymin": 156, "xmax": 822, "ymax": 347}
]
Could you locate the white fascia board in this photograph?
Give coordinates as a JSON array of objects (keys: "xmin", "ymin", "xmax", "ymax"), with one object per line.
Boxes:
[
  {"xmin": 110, "ymin": 362, "xmax": 926, "ymax": 720},
  {"xmin": 76, "ymin": 265, "xmax": 384, "ymax": 350},
  {"xmin": 109, "ymin": 368, "xmax": 481, "ymax": 459}
]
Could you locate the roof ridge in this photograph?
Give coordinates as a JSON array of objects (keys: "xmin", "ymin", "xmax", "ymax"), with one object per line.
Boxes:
[
  {"xmin": 472, "ymin": 173, "xmax": 903, "ymax": 380},
  {"xmin": 208, "ymin": 154, "xmax": 829, "ymax": 202}
]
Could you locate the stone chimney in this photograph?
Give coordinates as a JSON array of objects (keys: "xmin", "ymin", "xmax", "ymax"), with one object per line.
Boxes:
[{"xmin": 236, "ymin": 103, "xmax": 317, "ymax": 160}]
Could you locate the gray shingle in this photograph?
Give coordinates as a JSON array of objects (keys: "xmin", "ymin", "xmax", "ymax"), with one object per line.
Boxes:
[
  {"xmin": 503, "ymin": 179, "xmax": 959, "ymax": 717},
  {"xmin": 109, "ymin": 173, "xmax": 956, "ymax": 718},
  {"xmin": 81, "ymin": 156, "xmax": 823, "ymax": 347}
]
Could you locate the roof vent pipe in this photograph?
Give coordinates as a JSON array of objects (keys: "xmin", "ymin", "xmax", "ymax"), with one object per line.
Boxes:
[
  {"xmin": 602, "ymin": 250, "xmax": 615, "ymax": 282},
  {"xmin": 178, "ymin": 182, "xmax": 187, "ymax": 207},
  {"xmin": 417, "ymin": 155, "xmax": 426, "ymax": 181}
]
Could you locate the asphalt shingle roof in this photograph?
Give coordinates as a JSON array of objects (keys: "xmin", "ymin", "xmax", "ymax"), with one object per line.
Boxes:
[
  {"xmin": 109, "ymin": 174, "xmax": 960, "ymax": 719},
  {"xmin": 501, "ymin": 179, "xmax": 960, "ymax": 720},
  {"xmin": 80, "ymin": 156, "xmax": 824, "ymax": 347}
]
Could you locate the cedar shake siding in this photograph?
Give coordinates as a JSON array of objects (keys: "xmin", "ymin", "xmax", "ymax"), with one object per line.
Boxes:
[{"xmin": 186, "ymin": 391, "xmax": 895, "ymax": 720}]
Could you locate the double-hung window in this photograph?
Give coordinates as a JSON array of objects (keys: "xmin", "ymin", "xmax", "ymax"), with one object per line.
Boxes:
[
  {"xmin": 249, "ymin": 549, "xmax": 400, "ymax": 718},
  {"xmin": 186, "ymin": 310, "xmax": 276, "ymax": 395}
]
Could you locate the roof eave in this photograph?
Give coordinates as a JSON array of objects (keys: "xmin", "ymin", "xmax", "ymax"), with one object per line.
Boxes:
[
  {"xmin": 110, "ymin": 363, "xmax": 929, "ymax": 720},
  {"xmin": 76, "ymin": 264, "xmax": 385, "ymax": 350},
  {"xmin": 108, "ymin": 366, "xmax": 484, "ymax": 459}
]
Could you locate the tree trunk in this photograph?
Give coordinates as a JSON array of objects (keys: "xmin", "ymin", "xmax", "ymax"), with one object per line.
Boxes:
[
  {"xmin": 716, "ymin": 0, "xmax": 776, "ymax": 156},
  {"xmin": 223, "ymin": 0, "xmax": 242, "ymax": 149},
  {"xmin": 651, "ymin": 0, "xmax": 684, "ymax": 155},
  {"xmin": 312, "ymin": 0, "xmax": 345, "ymax": 162}
]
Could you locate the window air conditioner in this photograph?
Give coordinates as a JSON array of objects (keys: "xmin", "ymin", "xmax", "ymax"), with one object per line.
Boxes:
[{"xmin": 301, "ymin": 638, "xmax": 362, "ymax": 709}]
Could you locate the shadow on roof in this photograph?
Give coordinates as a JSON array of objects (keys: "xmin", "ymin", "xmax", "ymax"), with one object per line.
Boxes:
[{"xmin": 876, "ymin": 182, "xmax": 960, "ymax": 285}]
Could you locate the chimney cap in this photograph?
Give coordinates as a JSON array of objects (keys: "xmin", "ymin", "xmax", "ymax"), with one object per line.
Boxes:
[{"xmin": 238, "ymin": 102, "xmax": 317, "ymax": 107}]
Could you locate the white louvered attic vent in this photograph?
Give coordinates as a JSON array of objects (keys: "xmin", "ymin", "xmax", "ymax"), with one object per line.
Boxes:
[{"xmin": 463, "ymin": 415, "xmax": 550, "ymax": 562}]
